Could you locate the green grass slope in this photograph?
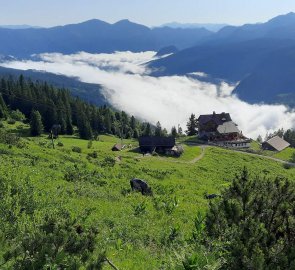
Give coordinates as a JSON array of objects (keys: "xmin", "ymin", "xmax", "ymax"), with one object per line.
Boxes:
[{"xmin": 1, "ymin": 122, "xmax": 294, "ymax": 269}]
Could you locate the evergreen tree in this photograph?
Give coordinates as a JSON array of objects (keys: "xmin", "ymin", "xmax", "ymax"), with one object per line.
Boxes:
[
  {"xmin": 206, "ymin": 168, "xmax": 295, "ymax": 269},
  {"xmin": 77, "ymin": 113, "xmax": 93, "ymax": 140},
  {"xmin": 171, "ymin": 126, "xmax": 178, "ymax": 137},
  {"xmin": 284, "ymin": 129, "xmax": 295, "ymax": 147},
  {"xmin": 57, "ymin": 111, "xmax": 67, "ymax": 134},
  {"xmin": 0, "ymin": 94, "xmax": 7, "ymax": 119},
  {"xmin": 186, "ymin": 114, "xmax": 198, "ymax": 136},
  {"xmin": 30, "ymin": 110, "xmax": 43, "ymax": 136},
  {"xmin": 155, "ymin": 121, "xmax": 162, "ymax": 137},
  {"xmin": 256, "ymin": 135, "xmax": 263, "ymax": 143},
  {"xmin": 43, "ymin": 103, "xmax": 58, "ymax": 132},
  {"xmin": 133, "ymin": 128, "xmax": 139, "ymax": 138},
  {"xmin": 66, "ymin": 115, "xmax": 74, "ymax": 135},
  {"xmin": 104, "ymin": 112, "xmax": 112, "ymax": 134},
  {"xmin": 144, "ymin": 123, "xmax": 152, "ymax": 136},
  {"xmin": 178, "ymin": 125, "xmax": 183, "ymax": 136},
  {"xmin": 130, "ymin": 115, "xmax": 136, "ymax": 130}
]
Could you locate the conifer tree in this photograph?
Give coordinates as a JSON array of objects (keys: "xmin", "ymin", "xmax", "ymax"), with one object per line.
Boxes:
[
  {"xmin": 66, "ymin": 115, "xmax": 74, "ymax": 135},
  {"xmin": 43, "ymin": 103, "xmax": 58, "ymax": 132},
  {"xmin": 155, "ymin": 121, "xmax": 162, "ymax": 137},
  {"xmin": 144, "ymin": 123, "xmax": 152, "ymax": 136},
  {"xmin": 178, "ymin": 125, "xmax": 183, "ymax": 136},
  {"xmin": 130, "ymin": 115, "xmax": 136, "ymax": 130},
  {"xmin": 206, "ymin": 167, "xmax": 295, "ymax": 269},
  {"xmin": 104, "ymin": 112, "xmax": 112, "ymax": 134},
  {"xmin": 186, "ymin": 114, "xmax": 198, "ymax": 136},
  {"xmin": 30, "ymin": 110, "xmax": 43, "ymax": 136},
  {"xmin": 77, "ymin": 113, "xmax": 92, "ymax": 140},
  {"xmin": 133, "ymin": 128, "xmax": 139, "ymax": 138},
  {"xmin": 0, "ymin": 94, "xmax": 7, "ymax": 119},
  {"xmin": 171, "ymin": 126, "xmax": 178, "ymax": 137}
]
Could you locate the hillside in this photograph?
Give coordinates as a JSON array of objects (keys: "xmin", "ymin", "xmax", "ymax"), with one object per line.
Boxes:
[
  {"xmin": 0, "ymin": 66, "xmax": 107, "ymax": 106},
  {"xmin": 0, "ymin": 120, "xmax": 294, "ymax": 269},
  {"xmin": 149, "ymin": 13, "xmax": 295, "ymax": 106}
]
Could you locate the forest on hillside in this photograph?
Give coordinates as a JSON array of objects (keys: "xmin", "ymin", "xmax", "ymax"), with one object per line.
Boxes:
[{"xmin": 0, "ymin": 75, "xmax": 152, "ymax": 140}]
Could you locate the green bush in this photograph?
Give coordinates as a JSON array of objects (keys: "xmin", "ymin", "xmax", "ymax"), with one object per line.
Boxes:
[
  {"xmin": 72, "ymin": 146, "xmax": 82, "ymax": 153},
  {"xmin": 101, "ymin": 156, "xmax": 116, "ymax": 167},
  {"xmin": 87, "ymin": 151, "xmax": 98, "ymax": 159},
  {"xmin": 205, "ymin": 168, "xmax": 295, "ymax": 269},
  {"xmin": 153, "ymin": 195, "xmax": 179, "ymax": 214},
  {"xmin": 133, "ymin": 202, "xmax": 146, "ymax": 216},
  {"xmin": 0, "ymin": 130, "xmax": 25, "ymax": 148},
  {"xmin": 57, "ymin": 141, "xmax": 64, "ymax": 147},
  {"xmin": 10, "ymin": 109, "xmax": 26, "ymax": 121},
  {"xmin": 87, "ymin": 140, "xmax": 93, "ymax": 149},
  {"xmin": 7, "ymin": 118, "xmax": 16, "ymax": 125}
]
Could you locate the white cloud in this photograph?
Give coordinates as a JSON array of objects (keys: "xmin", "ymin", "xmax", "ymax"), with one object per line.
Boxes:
[{"xmin": 1, "ymin": 51, "xmax": 295, "ymax": 138}]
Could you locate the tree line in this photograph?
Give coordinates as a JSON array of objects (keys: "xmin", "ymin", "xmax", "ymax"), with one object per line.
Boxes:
[{"xmin": 0, "ymin": 75, "xmax": 160, "ymax": 139}]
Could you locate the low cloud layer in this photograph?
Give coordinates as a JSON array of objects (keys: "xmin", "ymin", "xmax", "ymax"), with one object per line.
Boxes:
[{"xmin": 1, "ymin": 51, "xmax": 295, "ymax": 138}]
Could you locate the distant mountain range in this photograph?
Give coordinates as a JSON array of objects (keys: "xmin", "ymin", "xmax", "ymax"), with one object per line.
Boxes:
[
  {"xmin": 160, "ymin": 22, "xmax": 228, "ymax": 32},
  {"xmin": 0, "ymin": 24, "xmax": 41, "ymax": 29},
  {"xmin": 0, "ymin": 19, "xmax": 212, "ymax": 57},
  {"xmin": 150, "ymin": 12, "xmax": 295, "ymax": 106},
  {"xmin": 1, "ymin": 14, "xmax": 295, "ymax": 107}
]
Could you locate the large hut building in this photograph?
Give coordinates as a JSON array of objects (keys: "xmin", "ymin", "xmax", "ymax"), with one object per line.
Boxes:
[{"xmin": 198, "ymin": 112, "xmax": 250, "ymax": 148}]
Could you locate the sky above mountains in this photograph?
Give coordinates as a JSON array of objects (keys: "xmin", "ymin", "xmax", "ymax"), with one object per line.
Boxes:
[{"xmin": 2, "ymin": 0, "xmax": 295, "ymax": 27}]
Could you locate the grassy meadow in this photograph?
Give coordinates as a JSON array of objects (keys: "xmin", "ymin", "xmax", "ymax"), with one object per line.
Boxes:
[{"xmin": 1, "ymin": 121, "xmax": 295, "ymax": 269}]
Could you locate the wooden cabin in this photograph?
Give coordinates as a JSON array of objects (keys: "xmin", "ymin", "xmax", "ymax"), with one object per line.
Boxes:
[
  {"xmin": 138, "ymin": 136, "xmax": 182, "ymax": 155},
  {"xmin": 112, "ymin": 143, "xmax": 125, "ymax": 151},
  {"xmin": 262, "ymin": 136, "xmax": 290, "ymax": 152},
  {"xmin": 198, "ymin": 112, "xmax": 250, "ymax": 148}
]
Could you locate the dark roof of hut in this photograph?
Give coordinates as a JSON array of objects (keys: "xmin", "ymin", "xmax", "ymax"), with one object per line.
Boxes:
[
  {"xmin": 139, "ymin": 136, "xmax": 175, "ymax": 147},
  {"xmin": 198, "ymin": 112, "xmax": 232, "ymax": 126}
]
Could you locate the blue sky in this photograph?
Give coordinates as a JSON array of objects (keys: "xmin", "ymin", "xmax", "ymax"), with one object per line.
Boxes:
[{"xmin": 1, "ymin": 0, "xmax": 295, "ymax": 27}]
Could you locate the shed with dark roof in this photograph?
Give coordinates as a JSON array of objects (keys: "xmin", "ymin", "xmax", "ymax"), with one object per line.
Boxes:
[
  {"xmin": 139, "ymin": 136, "xmax": 176, "ymax": 154},
  {"xmin": 262, "ymin": 136, "xmax": 290, "ymax": 152}
]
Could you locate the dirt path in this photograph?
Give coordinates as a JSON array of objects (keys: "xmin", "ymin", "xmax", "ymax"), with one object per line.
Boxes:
[
  {"xmin": 229, "ymin": 149, "xmax": 295, "ymax": 167},
  {"xmin": 187, "ymin": 143, "xmax": 295, "ymax": 167},
  {"xmin": 136, "ymin": 143, "xmax": 295, "ymax": 167},
  {"xmin": 137, "ymin": 145, "xmax": 206, "ymax": 164},
  {"xmin": 188, "ymin": 145, "xmax": 206, "ymax": 164}
]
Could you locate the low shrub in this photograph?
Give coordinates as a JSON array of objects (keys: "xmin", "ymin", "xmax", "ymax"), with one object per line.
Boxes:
[
  {"xmin": 7, "ymin": 118, "xmax": 16, "ymax": 125},
  {"xmin": 87, "ymin": 151, "xmax": 98, "ymax": 159},
  {"xmin": 72, "ymin": 146, "xmax": 82, "ymax": 153},
  {"xmin": 0, "ymin": 130, "xmax": 25, "ymax": 148},
  {"xmin": 133, "ymin": 202, "xmax": 146, "ymax": 216},
  {"xmin": 283, "ymin": 163, "xmax": 292, "ymax": 169},
  {"xmin": 87, "ymin": 140, "xmax": 93, "ymax": 149},
  {"xmin": 153, "ymin": 195, "xmax": 179, "ymax": 214},
  {"xmin": 10, "ymin": 109, "xmax": 26, "ymax": 121},
  {"xmin": 101, "ymin": 156, "xmax": 116, "ymax": 167}
]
